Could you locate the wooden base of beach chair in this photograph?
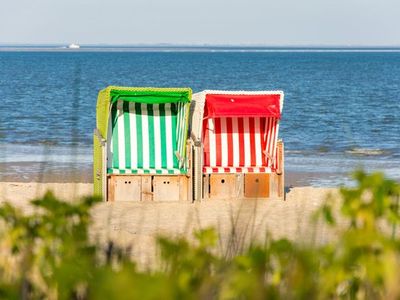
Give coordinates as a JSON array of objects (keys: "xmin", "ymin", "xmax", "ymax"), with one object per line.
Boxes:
[
  {"xmin": 208, "ymin": 174, "xmax": 239, "ymax": 199},
  {"xmin": 202, "ymin": 171, "xmax": 284, "ymax": 200},
  {"xmin": 107, "ymin": 175, "xmax": 189, "ymax": 202},
  {"xmin": 269, "ymin": 173, "xmax": 284, "ymax": 199},
  {"xmin": 202, "ymin": 174, "xmax": 243, "ymax": 200},
  {"xmin": 244, "ymin": 173, "xmax": 283, "ymax": 199},
  {"xmin": 153, "ymin": 176, "xmax": 189, "ymax": 202},
  {"xmin": 107, "ymin": 175, "xmax": 142, "ymax": 202},
  {"xmin": 244, "ymin": 173, "xmax": 270, "ymax": 198}
]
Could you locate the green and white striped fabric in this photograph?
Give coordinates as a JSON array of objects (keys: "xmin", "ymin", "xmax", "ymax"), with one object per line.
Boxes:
[{"xmin": 107, "ymin": 100, "xmax": 188, "ymax": 175}]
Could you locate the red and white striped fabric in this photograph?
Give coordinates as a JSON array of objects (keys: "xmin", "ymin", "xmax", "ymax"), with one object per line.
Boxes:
[
  {"xmin": 202, "ymin": 116, "xmax": 279, "ymax": 174},
  {"xmin": 203, "ymin": 167, "xmax": 273, "ymax": 174}
]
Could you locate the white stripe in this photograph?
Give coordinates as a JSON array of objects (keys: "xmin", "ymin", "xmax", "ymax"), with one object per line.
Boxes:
[
  {"xmin": 181, "ymin": 104, "xmax": 188, "ymax": 166},
  {"xmin": 129, "ymin": 102, "xmax": 138, "ymax": 169},
  {"xmin": 254, "ymin": 117, "xmax": 262, "ymax": 166},
  {"xmin": 176, "ymin": 103, "xmax": 182, "ymax": 154},
  {"xmin": 243, "ymin": 118, "xmax": 251, "ymax": 166},
  {"xmin": 272, "ymin": 120, "xmax": 279, "ymax": 168},
  {"xmin": 263, "ymin": 118, "xmax": 268, "ymax": 153},
  {"xmin": 107, "ymin": 116, "xmax": 113, "ymax": 169},
  {"xmin": 265, "ymin": 118, "xmax": 272, "ymax": 166},
  {"xmin": 269, "ymin": 118, "xmax": 276, "ymax": 166},
  {"xmin": 269, "ymin": 120, "xmax": 275, "ymax": 167},
  {"xmin": 175, "ymin": 103, "xmax": 180, "ymax": 161},
  {"xmin": 175, "ymin": 103, "xmax": 180, "ymax": 137},
  {"xmin": 232, "ymin": 118, "xmax": 239, "ymax": 167},
  {"xmin": 117, "ymin": 100, "xmax": 126, "ymax": 170},
  {"xmin": 177, "ymin": 103, "xmax": 186, "ymax": 167},
  {"xmin": 165, "ymin": 104, "xmax": 173, "ymax": 169},
  {"xmin": 141, "ymin": 104, "xmax": 149, "ymax": 168},
  {"xmin": 220, "ymin": 118, "xmax": 228, "ymax": 167},
  {"xmin": 208, "ymin": 118, "xmax": 216, "ymax": 167},
  {"xmin": 153, "ymin": 104, "xmax": 162, "ymax": 168}
]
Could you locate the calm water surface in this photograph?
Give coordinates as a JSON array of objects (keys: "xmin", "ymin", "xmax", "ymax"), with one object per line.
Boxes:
[{"xmin": 0, "ymin": 49, "xmax": 399, "ymax": 186}]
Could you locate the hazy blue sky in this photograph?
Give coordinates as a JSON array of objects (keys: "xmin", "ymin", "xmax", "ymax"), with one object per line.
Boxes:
[{"xmin": 0, "ymin": 0, "xmax": 399, "ymax": 45}]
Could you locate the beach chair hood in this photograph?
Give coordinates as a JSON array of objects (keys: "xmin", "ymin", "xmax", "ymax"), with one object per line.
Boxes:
[
  {"xmin": 204, "ymin": 93, "xmax": 281, "ymax": 119},
  {"xmin": 191, "ymin": 90, "xmax": 284, "ymax": 143},
  {"xmin": 109, "ymin": 89, "xmax": 191, "ymax": 105}
]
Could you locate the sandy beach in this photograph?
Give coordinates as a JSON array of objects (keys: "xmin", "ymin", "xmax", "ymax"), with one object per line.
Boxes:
[{"xmin": 0, "ymin": 182, "xmax": 338, "ymax": 267}]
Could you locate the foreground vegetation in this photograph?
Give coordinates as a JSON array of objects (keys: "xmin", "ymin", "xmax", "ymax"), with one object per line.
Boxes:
[{"xmin": 0, "ymin": 171, "xmax": 399, "ymax": 299}]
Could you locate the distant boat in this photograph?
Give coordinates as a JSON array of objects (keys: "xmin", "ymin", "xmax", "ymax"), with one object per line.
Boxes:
[{"xmin": 67, "ymin": 43, "xmax": 80, "ymax": 49}]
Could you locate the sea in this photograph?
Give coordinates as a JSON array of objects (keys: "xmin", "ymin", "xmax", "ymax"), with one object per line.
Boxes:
[{"xmin": 0, "ymin": 46, "xmax": 399, "ymax": 186}]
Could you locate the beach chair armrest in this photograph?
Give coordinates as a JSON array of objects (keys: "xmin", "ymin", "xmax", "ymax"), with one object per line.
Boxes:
[
  {"xmin": 175, "ymin": 147, "xmax": 188, "ymax": 169},
  {"xmin": 94, "ymin": 128, "xmax": 106, "ymax": 146},
  {"xmin": 262, "ymin": 150, "xmax": 275, "ymax": 168},
  {"xmin": 190, "ymin": 132, "xmax": 202, "ymax": 147},
  {"xmin": 175, "ymin": 151, "xmax": 182, "ymax": 162}
]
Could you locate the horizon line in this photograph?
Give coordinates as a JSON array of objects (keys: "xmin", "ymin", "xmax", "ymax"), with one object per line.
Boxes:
[{"xmin": 1, "ymin": 43, "xmax": 400, "ymax": 48}]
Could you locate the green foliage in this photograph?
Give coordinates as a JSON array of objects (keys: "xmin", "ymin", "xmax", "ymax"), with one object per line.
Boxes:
[
  {"xmin": 0, "ymin": 171, "xmax": 399, "ymax": 299},
  {"xmin": 315, "ymin": 171, "xmax": 400, "ymax": 299},
  {"xmin": 0, "ymin": 192, "xmax": 100, "ymax": 299}
]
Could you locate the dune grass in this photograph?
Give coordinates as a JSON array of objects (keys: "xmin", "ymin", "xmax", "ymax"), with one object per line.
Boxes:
[{"xmin": 0, "ymin": 171, "xmax": 399, "ymax": 299}]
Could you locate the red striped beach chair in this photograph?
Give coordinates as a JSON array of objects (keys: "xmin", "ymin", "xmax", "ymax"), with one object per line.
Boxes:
[
  {"xmin": 94, "ymin": 87, "xmax": 192, "ymax": 202},
  {"xmin": 190, "ymin": 90, "xmax": 284, "ymax": 200}
]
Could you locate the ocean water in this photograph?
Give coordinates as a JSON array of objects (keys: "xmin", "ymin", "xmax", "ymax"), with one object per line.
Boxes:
[{"xmin": 0, "ymin": 48, "xmax": 399, "ymax": 186}]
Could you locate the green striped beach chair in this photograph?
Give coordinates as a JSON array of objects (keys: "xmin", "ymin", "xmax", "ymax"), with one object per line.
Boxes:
[{"xmin": 94, "ymin": 87, "xmax": 192, "ymax": 201}]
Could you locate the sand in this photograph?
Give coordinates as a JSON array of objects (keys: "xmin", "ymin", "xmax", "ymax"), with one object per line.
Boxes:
[{"xmin": 0, "ymin": 182, "xmax": 339, "ymax": 268}]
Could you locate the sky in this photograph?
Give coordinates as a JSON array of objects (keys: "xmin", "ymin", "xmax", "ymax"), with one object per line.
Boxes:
[{"xmin": 0, "ymin": 0, "xmax": 399, "ymax": 46}]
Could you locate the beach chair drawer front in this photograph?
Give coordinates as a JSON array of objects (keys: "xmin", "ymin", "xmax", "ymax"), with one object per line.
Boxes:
[
  {"xmin": 94, "ymin": 87, "xmax": 192, "ymax": 202},
  {"xmin": 192, "ymin": 91, "xmax": 284, "ymax": 200}
]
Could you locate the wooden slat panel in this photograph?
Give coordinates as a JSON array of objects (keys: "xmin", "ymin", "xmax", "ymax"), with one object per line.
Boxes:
[
  {"xmin": 107, "ymin": 176, "xmax": 114, "ymax": 202},
  {"xmin": 179, "ymin": 176, "xmax": 189, "ymax": 202},
  {"xmin": 270, "ymin": 173, "xmax": 278, "ymax": 198},
  {"xmin": 244, "ymin": 173, "xmax": 270, "ymax": 198},
  {"xmin": 235, "ymin": 174, "xmax": 245, "ymax": 199},
  {"xmin": 209, "ymin": 174, "xmax": 237, "ymax": 199},
  {"xmin": 141, "ymin": 176, "xmax": 153, "ymax": 201},
  {"xmin": 276, "ymin": 140, "xmax": 284, "ymax": 198},
  {"xmin": 153, "ymin": 176, "xmax": 180, "ymax": 201},
  {"xmin": 203, "ymin": 174, "xmax": 210, "ymax": 200},
  {"xmin": 108, "ymin": 175, "xmax": 142, "ymax": 202}
]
